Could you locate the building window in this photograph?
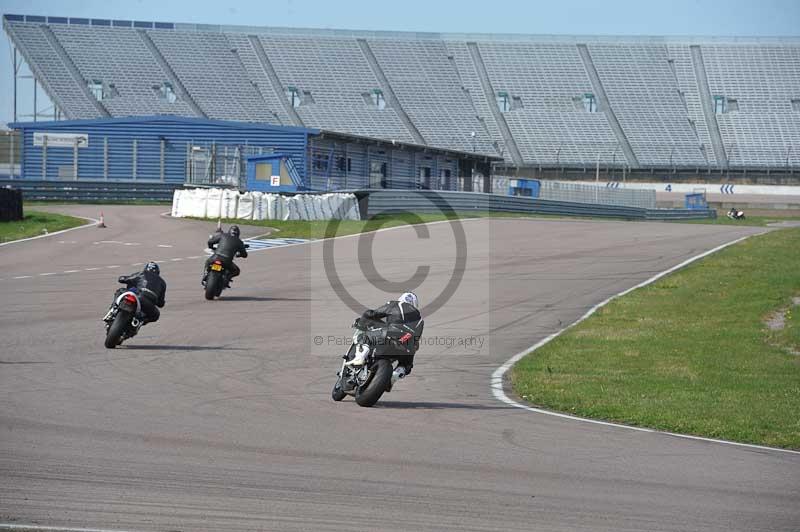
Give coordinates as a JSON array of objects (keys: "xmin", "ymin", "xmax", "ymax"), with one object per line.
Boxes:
[
  {"xmin": 88, "ymin": 79, "xmax": 104, "ymax": 101},
  {"xmin": 312, "ymin": 152, "xmax": 329, "ymax": 173},
  {"xmin": 286, "ymin": 86, "xmax": 301, "ymax": 108},
  {"xmin": 362, "ymin": 89, "xmax": 387, "ymax": 109},
  {"xmin": 583, "ymin": 93, "xmax": 597, "ymax": 113},
  {"xmin": 791, "ymin": 99, "xmax": 800, "ymax": 112},
  {"xmin": 336, "ymin": 156, "xmax": 347, "ymax": 172},
  {"xmin": 155, "ymin": 82, "xmax": 177, "ymax": 103},
  {"xmin": 302, "ymin": 90, "xmax": 315, "ymax": 105},
  {"xmin": 713, "ymin": 95, "xmax": 726, "ymax": 115},
  {"xmin": 496, "ymin": 91, "xmax": 511, "ymax": 113},
  {"xmin": 726, "ymin": 98, "xmax": 739, "ymax": 112},
  {"xmin": 371, "ymin": 89, "xmax": 386, "ymax": 109}
]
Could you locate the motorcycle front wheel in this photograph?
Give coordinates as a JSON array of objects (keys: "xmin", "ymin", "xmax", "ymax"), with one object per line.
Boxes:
[
  {"xmin": 354, "ymin": 359, "xmax": 393, "ymax": 407},
  {"xmin": 332, "ymin": 376, "xmax": 347, "ymax": 401}
]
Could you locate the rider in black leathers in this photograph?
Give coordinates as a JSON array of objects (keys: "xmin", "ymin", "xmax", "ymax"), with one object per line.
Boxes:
[
  {"xmin": 203, "ymin": 225, "xmax": 248, "ymax": 285},
  {"xmin": 116, "ymin": 261, "xmax": 166, "ymax": 324},
  {"xmin": 356, "ymin": 292, "xmax": 424, "ymax": 375}
]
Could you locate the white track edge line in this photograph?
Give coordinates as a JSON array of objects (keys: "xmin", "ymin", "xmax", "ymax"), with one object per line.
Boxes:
[
  {"xmin": 0, "ymin": 215, "xmax": 100, "ymax": 247},
  {"xmin": 491, "ymin": 231, "xmax": 800, "ymax": 456},
  {"xmin": 0, "ymin": 525, "xmax": 141, "ymax": 532}
]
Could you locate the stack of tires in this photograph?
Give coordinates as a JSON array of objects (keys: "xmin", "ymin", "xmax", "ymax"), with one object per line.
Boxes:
[{"xmin": 0, "ymin": 186, "xmax": 23, "ymax": 222}]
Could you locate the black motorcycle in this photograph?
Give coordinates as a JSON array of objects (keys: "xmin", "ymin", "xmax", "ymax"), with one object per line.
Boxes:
[
  {"xmin": 102, "ymin": 287, "xmax": 144, "ymax": 348},
  {"xmin": 332, "ymin": 318, "xmax": 423, "ymax": 407},
  {"xmin": 203, "ymin": 245, "xmax": 248, "ymax": 300}
]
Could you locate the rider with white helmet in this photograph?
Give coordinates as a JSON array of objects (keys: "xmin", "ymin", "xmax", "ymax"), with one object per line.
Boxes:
[{"xmin": 347, "ymin": 292, "xmax": 424, "ymax": 376}]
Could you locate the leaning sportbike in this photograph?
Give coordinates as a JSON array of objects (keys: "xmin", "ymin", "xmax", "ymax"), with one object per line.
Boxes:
[
  {"xmin": 331, "ymin": 318, "xmax": 422, "ymax": 407},
  {"xmin": 102, "ymin": 287, "xmax": 144, "ymax": 348}
]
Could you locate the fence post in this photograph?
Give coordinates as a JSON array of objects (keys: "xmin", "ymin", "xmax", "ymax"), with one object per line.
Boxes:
[
  {"xmin": 9, "ymin": 131, "xmax": 14, "ymax": 179},
  {"xmin": 160, "ymin": 138, "xmax": 165, "ymax": 182},
  {"xmin": 185, "ymin": 142, "xmax": 190, "ymax": 184},
  {"xmin": 42, "ymin": 135, "xmax": 47, "ymax": 180},
  {"xmin": 73, "ymin": 137, "xmax": 78, "ymax": 180},
  {"xmin": 104, "ymin": 137, "xmax": 109, "ymax": 179},
  {"xmin": 132, "ymin": 139, "xmax": 138, "ymax": 180}
]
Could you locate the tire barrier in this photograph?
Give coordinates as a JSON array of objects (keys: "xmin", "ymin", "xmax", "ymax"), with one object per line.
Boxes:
[
  {"xmin": 0, "ymin": 186, "xmax": 23, "ymax": 222},
  {"xmin": 170, "ymin": 188, "xmax": 361, "ymax": 221}
]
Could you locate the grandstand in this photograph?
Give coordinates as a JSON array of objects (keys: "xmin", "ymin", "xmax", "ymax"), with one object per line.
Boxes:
[{"xmin": 4, "ymin": 14, "xmax": 800, "ymax": 177}]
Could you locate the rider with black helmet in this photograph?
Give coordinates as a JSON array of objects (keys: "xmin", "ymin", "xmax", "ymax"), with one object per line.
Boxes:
[
  {"xmin": 203, "ymin": 225, "xmax": 248, "ymax": 286},
  {"xmin": 116, "ymin": 261, "xmax": 167, "ymax": 324}
]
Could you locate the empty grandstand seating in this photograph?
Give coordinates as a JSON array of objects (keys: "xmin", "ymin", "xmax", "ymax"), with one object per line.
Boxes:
[
  {"xmin": 4, "ymin": 15, "xmax": 800, "ymax": 170},
  {"xmin": 701, "ymin": 45, "xmax": 800, "ymax": 166},
  {"xmin": 367, "ymin": 38, "xmax": 495, "ymax": 153},
  {"xmin": 49, "ymin": 24, "xmax": 198, "ymax": 118},
  {"xmin": 255, "ymin": 35, "xmax": 415, "ymax": 142},
  {"xmin": 588, "ymin": 43, "xmax": 707, "ymax": 167}
]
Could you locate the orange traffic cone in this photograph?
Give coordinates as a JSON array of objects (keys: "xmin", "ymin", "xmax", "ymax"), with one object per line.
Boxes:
[{"xmin": 98, "ymin": 211, "xmax": 107, "ymax": 228}]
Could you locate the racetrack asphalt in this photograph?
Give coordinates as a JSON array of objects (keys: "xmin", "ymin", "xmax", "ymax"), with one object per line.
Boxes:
[{"xmin": 1, "ymin": 205, "xmax": 797, "ymax": 532}]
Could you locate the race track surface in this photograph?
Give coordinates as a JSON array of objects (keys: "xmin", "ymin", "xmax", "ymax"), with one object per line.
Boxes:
[{"xmin": 1, "ymin": 206, "xmax": 798, "ymax": 532}]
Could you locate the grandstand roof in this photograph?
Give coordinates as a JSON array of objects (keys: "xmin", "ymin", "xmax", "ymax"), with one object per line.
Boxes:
[{"xmin": 6, "ymin": 14, "xmax": 799, "ymax": 44}]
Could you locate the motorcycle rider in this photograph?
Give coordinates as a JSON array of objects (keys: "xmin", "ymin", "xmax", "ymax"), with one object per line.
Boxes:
[
  {"xmin": 346, "ymin": 292, "xmax": 424, "ymax": 378},
  {"xmin": 203, "ymin": 225, "xmax": 248, "ymax": 286},
  {"xmin": 115, "ymin": 261, "xmax": 166, "ymax": 324}
]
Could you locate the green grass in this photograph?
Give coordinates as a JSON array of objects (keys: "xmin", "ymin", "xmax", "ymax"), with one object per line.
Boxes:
[
  {"xmin": 24, "ymin": 200, "xmax": 171, "ymax": 206},
  {"xmin": 510, "ymin": 227, "xmax": 800, "ymax": 450},
  {"xmin": 0, "ymin": 211, "xmax": 87, "ymax": 243},
  {"xmin": 678, "ymin": 214, "xmax": 800, "ymax": 227},
  {"xmin": 193, "ymin": 211, "xmax": 588, "ymax": 239}
]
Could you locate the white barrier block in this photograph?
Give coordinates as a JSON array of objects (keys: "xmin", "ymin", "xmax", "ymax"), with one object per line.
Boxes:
[
  {"xmin": 236, "ymin": 192, "xmax": 254, "ymax": 220},
  {"xmin": 205, "ymin": 188, "xmax": 223, "ymax": 219},
  {"xmin": 251, "ymin": 192, "xmax": 265, "ymax": 221},
  {"xmin": 188, "ymin": 188, "xmax": 210, "ymax": 218},
  {"xmin": 221, "ymin": 189, "xmax": 239, "ymax": 218},
  {"xmin": 170, "ymin": 189, "xmax": 183, "ymax": 217},
  {"xmin": 344, "ymin": 194, "xmax": 361, "ymax": 220}
]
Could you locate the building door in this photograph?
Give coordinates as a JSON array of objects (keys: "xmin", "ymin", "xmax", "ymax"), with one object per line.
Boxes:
[
  {"xmin": 369, "ymin": 160, "xmax": 387, "ymax": 188},
  {"xmin": 420, "ymin": 166, "xmax": 431, "ymax": 189}
]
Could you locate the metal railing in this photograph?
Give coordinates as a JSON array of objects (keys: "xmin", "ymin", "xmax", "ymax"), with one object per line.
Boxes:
[
  {"xmin": 357, "ymin": 189, "xmax": 714, "ymax": 220},
  {"xmin": 0, "ymin": 179, "xmax": 180, "ymax": 202}
]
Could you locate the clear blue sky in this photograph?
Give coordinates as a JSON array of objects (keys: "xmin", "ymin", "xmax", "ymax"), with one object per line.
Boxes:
[{"xmin": 2, "ymin": 0, "xmax": 800, "ymax": 126}]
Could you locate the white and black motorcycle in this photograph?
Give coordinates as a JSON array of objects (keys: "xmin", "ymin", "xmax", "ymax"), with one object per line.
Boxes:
[
  {"xmin": 727, "ymin": 208, "xmax": 745, "ymax": 220},
  {"xmin": 331, "ymin": 319, "xmax": 422, "ymax": 407},
  {"xmin": 102, "ymin": 287, "xmax": 144, "ymax": 348}
]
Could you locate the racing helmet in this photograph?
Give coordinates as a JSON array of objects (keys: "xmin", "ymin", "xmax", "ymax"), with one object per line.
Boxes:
[
  {"xmin": 398, "ymin": 292, "xmax": 419, "ymax": 309},
  {"xmin": 144, "ymin": 261, "xmax": 160, "ymax": 275}
]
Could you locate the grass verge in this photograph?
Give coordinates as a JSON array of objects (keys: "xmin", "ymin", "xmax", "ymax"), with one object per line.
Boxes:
[
  {"xmin": 678, "ymin": 214, "xmax": 800, "ymax": 227},
  {"xmin": 511, "ymin": 227, "xmax": 800, "ymax": 450},
  {"xmin": 191, "ymin": 211, "xmax": 586, "ymax": 239},
  {"xmin": 0, "ymin": 211, "xmax": 88, "ymax": 243}
]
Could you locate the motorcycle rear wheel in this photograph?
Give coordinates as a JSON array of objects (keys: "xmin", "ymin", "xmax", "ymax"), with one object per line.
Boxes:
[
  {"xmin": 205, "ymin": 271, "xmax": 221, "ymax": 300},
  {"xmin": 104, "ymin": 310, "xmax": 130, "ymax": 349},
  {"xmin": 354, "ymin": 359, "xmax": 393, "ymax": 407}
]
